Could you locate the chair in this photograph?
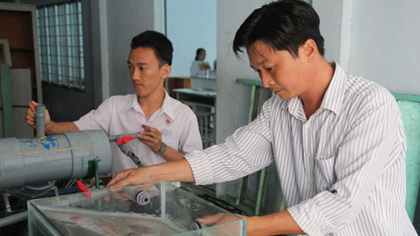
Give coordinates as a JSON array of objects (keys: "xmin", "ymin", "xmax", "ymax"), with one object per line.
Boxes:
[
  {"xmin": 195, "ymin": 110, "xmax": 215, "ymax": 148},
  {"xmin": 394, "ymin": 93, "xmax": 420, "ymax": 224}
]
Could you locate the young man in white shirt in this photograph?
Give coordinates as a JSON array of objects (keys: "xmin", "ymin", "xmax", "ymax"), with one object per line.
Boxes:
[
  {"xmin": 108, "ymin": 1, "xmax": 416, "ymax": 235},
  {"xmin": 26, "ymin": 30, "xmax": 203, "ymax": 176}
]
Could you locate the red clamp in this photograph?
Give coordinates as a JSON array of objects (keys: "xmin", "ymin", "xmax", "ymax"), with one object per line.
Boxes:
[
  {"xmin": 76, "ymin": 180, "xmax": 91, "ymax": 198},
  {"xmin": 116, "ymin": 136, "xmax": 134, "ymax": 146}
]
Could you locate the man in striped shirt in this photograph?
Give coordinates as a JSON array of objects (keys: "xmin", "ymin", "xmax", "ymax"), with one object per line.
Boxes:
[{"xmin": 108, "ymin": 0, "xmax": 417, "ymax": 235}]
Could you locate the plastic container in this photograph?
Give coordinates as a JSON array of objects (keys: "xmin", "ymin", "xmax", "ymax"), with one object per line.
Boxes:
[{"xmin": 27, "ymin": 181, "xmax": 245, "ymax": 235}]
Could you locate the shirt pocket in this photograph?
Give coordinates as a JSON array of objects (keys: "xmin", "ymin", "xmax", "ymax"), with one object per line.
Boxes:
[
  {"xmin": 161, "ymin": 129, "xmax": 178, "ymax": 151},
  {"xmin": 314, "ymin": 155, "xmax": 336, "ymax": 192}
]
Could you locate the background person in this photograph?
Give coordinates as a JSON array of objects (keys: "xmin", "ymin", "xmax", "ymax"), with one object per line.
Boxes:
[{"xmin": 190, "ymin": 48, "xmax": 211, "ymax": 77}]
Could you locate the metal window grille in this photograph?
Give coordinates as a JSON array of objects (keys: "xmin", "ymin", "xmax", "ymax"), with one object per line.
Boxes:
[{"xmin": 36, "ymin": 1, "xmax": 85, "ymax": 90}]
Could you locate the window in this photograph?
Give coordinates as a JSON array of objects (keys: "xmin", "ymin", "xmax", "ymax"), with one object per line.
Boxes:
[{"xmin": 36, "ymin": 1, "xmax": 85, "ymax": 90}]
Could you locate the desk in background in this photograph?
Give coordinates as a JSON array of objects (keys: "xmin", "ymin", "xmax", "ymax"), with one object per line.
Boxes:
[
  {"xmin": 190, "ymin": 74, "xmax": 216, "ymax": 91},
  {"xmin": 172, "ymin": 88, "xmax": 216, "ymax": 107}
]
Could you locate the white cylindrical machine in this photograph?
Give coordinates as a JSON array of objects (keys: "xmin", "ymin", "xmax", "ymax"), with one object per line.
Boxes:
[{"xmin": 0, "ymin": 130, "xmax": 112, "ymax": 189}]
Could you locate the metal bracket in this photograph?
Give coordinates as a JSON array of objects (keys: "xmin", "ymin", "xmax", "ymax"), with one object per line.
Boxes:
[{"xmin": 2, "ymin": 193, "xmax": 12, "ymax": 212}]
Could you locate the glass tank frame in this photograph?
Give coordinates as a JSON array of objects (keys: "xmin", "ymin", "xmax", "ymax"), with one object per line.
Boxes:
[{"xmin": 28, "ymin": 181, "xmax": 245, "ymax": 235}]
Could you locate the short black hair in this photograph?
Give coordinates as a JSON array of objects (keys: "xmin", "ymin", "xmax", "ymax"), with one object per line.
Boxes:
[
  {"xmin": 130, "ymin": 30, "xmax": 173, "ymax": 66},
  {"xmin": 195, "ymin": 48, "xmax": 206, "ymax": 60},
  {"xmin": 233, "ymin": 0, "xmax": 325, "ymax": 58}
]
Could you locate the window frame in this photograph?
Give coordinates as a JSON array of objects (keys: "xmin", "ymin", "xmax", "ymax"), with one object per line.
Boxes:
[{"xmin": 36, "ymin": 0, "xmax": 85, "ymax": 90}]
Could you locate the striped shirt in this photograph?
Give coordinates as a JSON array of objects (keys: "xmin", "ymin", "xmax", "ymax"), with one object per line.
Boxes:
[{"xmin": 186, "ymin": 63, "xmax": 417, "ymax": 235}]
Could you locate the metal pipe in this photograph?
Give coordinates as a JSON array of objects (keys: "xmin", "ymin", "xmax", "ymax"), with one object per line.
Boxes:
[
  {"xmin": 35, "ymin": 104, "xmax": 46, "ymax": 138},
  {"xmin": 0, "ymin": 211, "xmax": 27, "ymax": 227}
]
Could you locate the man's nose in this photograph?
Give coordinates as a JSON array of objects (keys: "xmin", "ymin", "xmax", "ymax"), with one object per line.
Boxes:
[
  {"xmin": 132, "ymin": 68, "xmax": 140, "ymax": 80},
  {"xmin": 261, "ymin": 72, "xmax": 273, "ymax": 88}
]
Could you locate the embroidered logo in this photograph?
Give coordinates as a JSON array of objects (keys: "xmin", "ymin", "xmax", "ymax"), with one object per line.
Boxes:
[{"xmin": 165, "ymin": 118, "xmax": 171, "ymax": 125}]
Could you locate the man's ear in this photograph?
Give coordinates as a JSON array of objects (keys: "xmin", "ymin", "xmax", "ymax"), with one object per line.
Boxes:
[
  {"xmin": 161, "ymin": 64, "xmax": 172, "ymax": 78},
  {"xmin": 301, "ymin": 39, "xmax": 317, "ymax": 62}
]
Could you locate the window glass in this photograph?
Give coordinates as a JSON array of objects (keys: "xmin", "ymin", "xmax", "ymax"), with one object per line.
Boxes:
[{"xmin": 36, "ymin": 1, "xmax": 84, "ymax": 90}]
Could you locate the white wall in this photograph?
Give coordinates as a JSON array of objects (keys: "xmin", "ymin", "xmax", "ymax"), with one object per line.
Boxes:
[
  {"xmin": 350, "ymin": 0, "xmax": 420, "ymax": 94},
  {"xmin": 313, "ymin": 0, "xmax": 345, "ymax": 66},
  {"xmin": 216, "ymin": 0, "xmax": 272, "ymax": 142},
  {"xmin": 314, "ymin": 0, "xmax": 420, "ymax": 95},
  {"xmin": 105, "ymin": 0, "xmax": 158, "ymax": 97},
  {"xmin": 166, "ymin": 0, "xmax": 217, "ymax": 77},
  {"xmin": 90, "ymin": 0, "xmax": 163, "ymax": 104}
]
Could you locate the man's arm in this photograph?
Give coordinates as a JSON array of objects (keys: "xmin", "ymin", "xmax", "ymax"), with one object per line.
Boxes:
[
  {"xmin": 247, "ymin": 211, "xmax": 305, "ymax": 235},
  {"xmin": 199, "ymin": 210, "xmax": 305, "ymax": 236},
  {"xmin": 107, "ymin": 159, "xmax": 194, "ymax": 188},
  {"xmin": 107, "ymin": 159, "xmax": 305, "ymax": 235},
  {"xmin": 159, "ymin": 146, "xmax": 184, "ymax": 161},
  {"xmin": 44, "ymin": 121, "xmax": 80, "ymax": 135},
  {"xmin": 25, "ymin": 101, "xmax": 79, "ymax": 135}
]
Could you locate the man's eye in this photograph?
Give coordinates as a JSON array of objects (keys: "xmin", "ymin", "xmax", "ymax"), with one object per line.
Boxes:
[
  {"xmin": 265, "ymin": 67, "xmax": 273, "ymax": 72},
  {"xmin": 127, "ymin": 65, "xmax": 133, "ymax": 69}
]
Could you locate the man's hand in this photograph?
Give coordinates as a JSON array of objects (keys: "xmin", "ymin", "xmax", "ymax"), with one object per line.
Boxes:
[
  {"xmin": 197, "ymin": 213, "xmax": 254, "ymax": 235},
  {"xmin": 107, "ymin": 167, "xmax": 151, "ymax": 188},
  {"xmin": 138, "ymin": 124, "xmax": 163, "ymax": 153},
  {"xmin": 197, "ymin": 213, "xmax": 246, "ymax": 226},
  {"xmin": 199, "ymin": 62, "xmax": 211, "ymax": 70},
  {"xmin": 198, "ymin": 211, "xmax": 305, "ymax": 235},
  {"xmin": 25, "ymin": 101, "xmax": 52, "ymax": 129},
  {"xmin": 108, "ymin": 160, "xmax": 195, "ymax": 189}
]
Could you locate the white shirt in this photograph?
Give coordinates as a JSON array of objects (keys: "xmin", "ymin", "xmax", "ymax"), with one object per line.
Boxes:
[
  {"xmin": 74, "ymin": 91, "xmax": 203, "ymax": 176},
  {"xmin": 190, "ymin": 60, "xmax": 210, "ymax": 76},
  {"xmin": 185, "ymin": 63, "xmax": 416, "ymax": 235}
]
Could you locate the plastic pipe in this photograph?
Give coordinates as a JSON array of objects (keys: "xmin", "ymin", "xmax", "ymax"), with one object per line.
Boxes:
[
  {"xmin": 35, "ymin": 104, "xmax": 46, "ymax": 138},
  {"xmin": 0, "ymin": 211, "xmax": 27, "ymax": 227},
  {"xmin": 0, "ymin": 130, "xmax": 112, "ymax": 189}
]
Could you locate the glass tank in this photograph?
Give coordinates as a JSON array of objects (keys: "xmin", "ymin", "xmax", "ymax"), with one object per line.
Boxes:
[{"xmin": 27, "ymin": 181, "xmax": 245, "ymax": 235}]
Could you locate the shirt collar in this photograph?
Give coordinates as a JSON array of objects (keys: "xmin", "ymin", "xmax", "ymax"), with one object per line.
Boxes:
[
  {"xmin": 287, "ymin": 97, "xmax": 306, "ymax": 120},
  {"xmin": 121, "ymin": 94, "xmax": 139, "ymax": 113},
  {"xmin": 284, "ymin": 62, "xmax": 346, "ymax": 118},
  {"xmin": 319, "ymin": 62, "xmax": 346, "ymax": 116},
  {"xmin": 122, "ymin": 90, "xmax": 176, "ymax": 121},
  {"xmin": 160, "ymin": 89, "xmax": 176, "ymax": 121}
]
